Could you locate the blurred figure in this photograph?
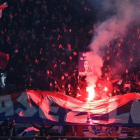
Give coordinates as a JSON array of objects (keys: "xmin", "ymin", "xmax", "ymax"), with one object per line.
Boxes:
[
  {"xmin": 66, "ymin": 84, "xmax": 74, "ymax": 97},
  {"xmin": 5, "ymin": 68, "xmax": 18, "ymax": 93},
  {"xmin": 32, "ymin": 123, "xmax": 55, "ymax": 136},
  {"xmin": 80, "ymin": 60, "xmax": 92, "ymax": 73},
  {"xmin": 0, "ymin": 73, "xmax": 6, "ymax": 88},
  {"xmin": 65, "ymin": 44, "xmax": 73, "ymax": 56}
]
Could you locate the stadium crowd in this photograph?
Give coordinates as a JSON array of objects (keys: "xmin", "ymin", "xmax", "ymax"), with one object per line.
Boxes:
[{"xmin": 0, "ymin": 0, "xmax": 140, "ymax": 100}]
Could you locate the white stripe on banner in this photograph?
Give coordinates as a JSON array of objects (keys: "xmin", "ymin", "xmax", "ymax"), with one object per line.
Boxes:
[{"xmin": 0, "ymin": 91, "xmax": 140, "ymax": 125}]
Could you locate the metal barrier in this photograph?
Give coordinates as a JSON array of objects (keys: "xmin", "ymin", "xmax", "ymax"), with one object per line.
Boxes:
[{"xmin": 0, "ymin": 136, "xmax": 139, "ymax": 140}]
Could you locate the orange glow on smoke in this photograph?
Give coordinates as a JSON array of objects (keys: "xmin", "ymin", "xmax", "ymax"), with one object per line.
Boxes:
[{"xmin": 86, "ymin": 86, "xmax": 95, "ymax": 102}]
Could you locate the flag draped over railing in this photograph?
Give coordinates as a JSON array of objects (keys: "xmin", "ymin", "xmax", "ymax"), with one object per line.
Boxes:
[{"xmin": 0, "ymin": 90, "xmax": 140, "ymax": 126}]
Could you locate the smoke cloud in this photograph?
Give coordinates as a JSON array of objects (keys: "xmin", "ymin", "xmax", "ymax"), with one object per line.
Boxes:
[{"xmin": 86, "ymin": 0, "xmax": 140, "ymax": 92}]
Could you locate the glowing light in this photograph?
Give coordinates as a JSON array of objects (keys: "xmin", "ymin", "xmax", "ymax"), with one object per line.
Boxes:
[
  {"xmin": 104, "ymin": 87, "xmax": 108, "ymax": 92},
  {"xmin": 90, "ymin": 121, "xmax": 93, "ymax": 124},
  {"xmin": 86, "ymin": 86, "xmax": 95, "ymax": 102},
  {"xmin": 87, "ymin": 118, "xmax": 92, "ymax": 122},
  {"xmin": 89, "ymin": 118, "xmax": 91, "ymax": 121}
]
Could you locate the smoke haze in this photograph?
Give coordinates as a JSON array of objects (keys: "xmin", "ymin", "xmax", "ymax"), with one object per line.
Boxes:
[{"xmin": 86, "ymin": 0, "xmax": 140, "ymax": 91}]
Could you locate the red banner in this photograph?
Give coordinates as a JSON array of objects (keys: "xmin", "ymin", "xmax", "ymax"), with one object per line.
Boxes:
[{"xmin": 0, "ymin": 51, "xmax": 9, "ymax": 70}]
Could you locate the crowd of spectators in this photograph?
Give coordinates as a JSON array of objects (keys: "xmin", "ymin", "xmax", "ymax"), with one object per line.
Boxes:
[{"xmin": 0, "ymin": 0, "xmax": 140, "ymax": 100}]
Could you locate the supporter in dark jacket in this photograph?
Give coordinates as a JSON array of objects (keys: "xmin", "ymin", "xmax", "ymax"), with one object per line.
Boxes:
[
  {"xmin": 0, "ymin": 121, "xmax": 5, "ymax": 136},
  {"xmin": 9, "ymin": 120, "xmax": 16, "ymax": 137},
  {"xmin": 3, "ymin": 118, "xmax": 10, "ymax": 137},
  {"xmin": 66, "ymin": 83, "xmax": 74, "ymax": 97}
]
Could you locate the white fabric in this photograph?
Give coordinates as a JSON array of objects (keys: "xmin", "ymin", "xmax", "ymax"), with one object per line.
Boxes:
[{"xmin": 24, "ymin": 127, "xmax": 40, "ymax": 132}]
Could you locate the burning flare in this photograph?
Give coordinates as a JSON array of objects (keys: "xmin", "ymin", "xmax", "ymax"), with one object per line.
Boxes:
[
  {"xmin": 86, "ymin": 86, "xmax": 95, "ymax": 102},
  {"xmin": 104, "ymin": 87, "xmax": 108, "ymax": 92}
]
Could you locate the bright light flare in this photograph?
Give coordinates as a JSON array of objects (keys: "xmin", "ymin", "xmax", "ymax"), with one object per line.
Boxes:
[
  {"xmin": 89, "ymin": 118, "xmax": 92, "ymax": 121},
  {"xmin": 104, "ymin": 87, "xmax": 108, "ymax": 92},
  {"xmin": 86, "ymin": 86, "xmax": 95, "ymax": 102},
  {"xmin": 90, "ymin": 121, "xmax": 93, "ymax": 124}
]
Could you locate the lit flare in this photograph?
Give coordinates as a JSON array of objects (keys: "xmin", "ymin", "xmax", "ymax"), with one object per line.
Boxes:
[{"xmin": 86, "ymin": 86, "xmax": 95, "ymax": 102}]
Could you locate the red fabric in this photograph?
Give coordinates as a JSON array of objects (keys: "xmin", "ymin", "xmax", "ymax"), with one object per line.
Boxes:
[
  {"xmin": 110, "ymin": 133, "xmax": 119, "ymax": 137},
  {"xmin": 65, "ymin": 132, "xmax": 73, "ymax": 139},
  {"xmin": 75, "ymin": 126, "xmax": 84, "ymax": 137},
  {"xmin": 0, "ymin": 51, "xmax": 9, "ymax": 70},
  {"xmin": 0, "ymin": 4, "xmax": 7, "ymax": 10}
]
